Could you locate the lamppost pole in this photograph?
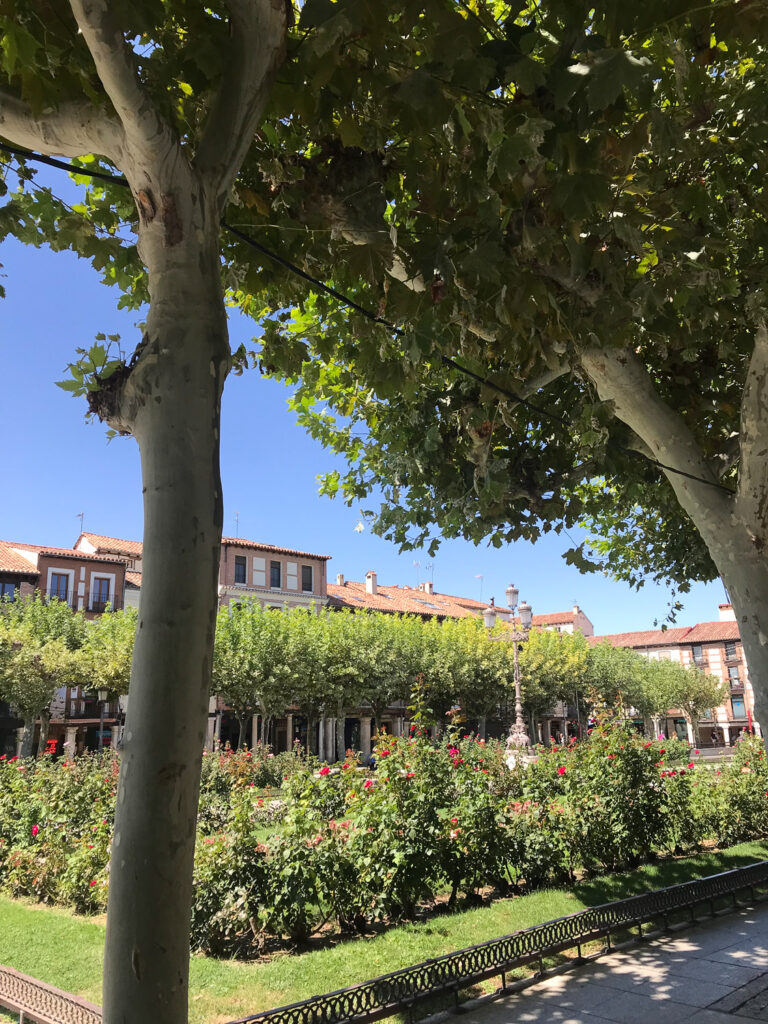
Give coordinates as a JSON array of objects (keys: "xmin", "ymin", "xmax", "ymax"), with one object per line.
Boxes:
[
  {"xmin": 505, "ymin": 583, "xmax": 533, "ymax": 751},
  {"xmin": 483, "ymin": 584, "xmax": 533, "ymax": 754}
]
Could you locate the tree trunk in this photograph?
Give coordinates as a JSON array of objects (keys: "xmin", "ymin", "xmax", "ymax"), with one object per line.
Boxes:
[
  {"xmin": 102, "ymin": 220, "xmax": 228, "ymax": 1024},
  {"xmin": 236, "ymin": 716, "xmax": 247, "ymax": 751},
  {"xmin": 336, "ymin": 702, "xmax": 346, "ymax": 763},
  {"xmin": 581, "ymin": 343, "xmax": 768, "ymax": 755},
  {"xmin": 477, "ymin": 715, "xmax": 487, "ymax": 740},
  {"xmin": 306, "ymin": 714, "xmax": 317, "ymax": 755},
  {"xmin": 19, "ymin": 716, "xmax": 35, "ymax": 758},
  {"xmin": 37, "ymin": 710, "xmax": 50, "ymax": 756}
]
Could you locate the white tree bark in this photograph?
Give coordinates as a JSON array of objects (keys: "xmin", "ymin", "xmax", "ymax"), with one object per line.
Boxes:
[
  {"xmin": 581, "ymin": 342, "xmax": 768, "ymax": 749},
  {"xmin": 18, "ymin": 716, "xmax": 35, "ymax": 758},
  {"xmin": 102, "ymin": 214, "xmax": 229, "ymax": 1024},
  {"xmin": 0, "ymin": 2, "xmax": 287, "ymax": 1019}
]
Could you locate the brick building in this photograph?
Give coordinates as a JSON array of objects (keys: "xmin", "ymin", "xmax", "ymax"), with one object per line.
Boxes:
[
  {"xmin": 591, "ymin": 604, "xmax": 757, "ymax": 745},
  {"xmin": 0, "ymin": 540, "xmax": 126, "ymax": 614},
  {"xmin": 75, "ymin": 532, "xmax": 331, "ymax": 613}
]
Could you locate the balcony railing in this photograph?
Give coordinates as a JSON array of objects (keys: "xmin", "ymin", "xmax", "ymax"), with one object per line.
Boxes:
[{"xmin": 46, "ymin": 591, "xmax": 120, "ymax": 612}]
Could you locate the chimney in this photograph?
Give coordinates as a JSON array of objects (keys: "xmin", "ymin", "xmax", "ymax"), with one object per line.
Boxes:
[
  {"xmin": 336, "ymin": 573, "xmax": 345, "ymax": 586},
  {"xmin": 719, "ymin": 603, "xmax": 735, "ymax": 622},
  {"xmin": 366, "ymin": 570, "xmax": 378, "ymax": 595},
  {"xmin": 573, "ymin": 604, "xmax": 580, "ymax": 615},
  {"xmin": 418, "ymin": 581, "xmax": 434, "ymax": 595}
]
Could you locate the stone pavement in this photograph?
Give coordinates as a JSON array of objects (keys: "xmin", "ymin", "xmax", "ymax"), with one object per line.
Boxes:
[{"xmin": 461, "ymin": 902, "xmax": 768, "ymax": 1022}]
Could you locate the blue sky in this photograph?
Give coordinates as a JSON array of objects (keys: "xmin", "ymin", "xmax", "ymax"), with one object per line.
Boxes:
[{"xmin": 0, "ymin": 183, "xmax": 726, "ymax": 635}]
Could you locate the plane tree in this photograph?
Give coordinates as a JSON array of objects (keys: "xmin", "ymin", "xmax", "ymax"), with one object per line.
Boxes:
[
  {"xmin": 3, "ymin": 2, "xmax": 767, "ymax": 1020},
  {"xmin": 0, "ymin": 3, "xmax": 502, "ymax": 1019},
  {"xmin": 252, "ymin": 4, "xmax": 768, "ymax": 748}
]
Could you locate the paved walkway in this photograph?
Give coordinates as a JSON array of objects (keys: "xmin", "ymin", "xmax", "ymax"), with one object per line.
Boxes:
[{"xmin": 461, "ymin": 903, "xmax": 768, "ymax": 1023}]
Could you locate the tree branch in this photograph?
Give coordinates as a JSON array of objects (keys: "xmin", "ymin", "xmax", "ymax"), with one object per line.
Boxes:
[
  {"xmin": 0, "ymin": 90, "xmax": 122, "ymax": 161},
  {"xmin": 736, "ymin": 324, "xmax": 768, "ymax": 527},
  {"xmin": 580, "ymin": 345, "xmax": 732, "ymax": 534},
  {"xmin": 68, "ymin": 0, "xmax": 175, "ymax": 170},
  {"xmin": 712, "ymin": 432, "xmax": 740, "ymax": 479},
  {"xmin": 195, "ymin": 0, "xmax": 288, "ymax": 205}
]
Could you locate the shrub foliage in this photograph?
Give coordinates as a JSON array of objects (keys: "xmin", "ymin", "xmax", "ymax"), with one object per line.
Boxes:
[{"xmin": 0, "ymin": 725, "xmax": 766, "ymax": 954}]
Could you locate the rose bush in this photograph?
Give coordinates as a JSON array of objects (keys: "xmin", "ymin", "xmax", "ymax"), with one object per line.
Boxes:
[{"xmin": 1, "ymin": 726, "xmax": 768, "ymax": 956}]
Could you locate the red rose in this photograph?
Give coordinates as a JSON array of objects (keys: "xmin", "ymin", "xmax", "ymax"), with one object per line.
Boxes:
[
  {"xmin": 319, "ymin": 766, "xmax": 330, "ymax": 776},
  {"xmin": 364, "ymin": 779, "xmax": 373, "ymax": 789},
  {"xmin": 31, "ymin": 824, "xmax": 39, "ymax": 837},
  {"xmin": 557, "ymin": 766, "xmax": 566, "ymax": 776}
]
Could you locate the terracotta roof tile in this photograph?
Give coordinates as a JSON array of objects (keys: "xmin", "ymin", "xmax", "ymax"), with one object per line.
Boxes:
[
  {"xmin": 125, "ymin": 571, "xmax": 142, "ymax": 587},
  {"xmin": 77, "ymin": 532, "xmax": 143, "ymax": 557},
  {"xmin": 2, "ymin": 542, "xmax": 125, "ymax": 567},
  {"xmin": 327, "ymin": 580, "xmax": 586, "ymax": 625},
  {"xmin": 684, "ymin": 620, "xmax": 741, "ymax": 644},
  {"xmin": 222, "ymin": 537, "xmax": 331, "ymax": 560},
  {"xmin": 0, "ymin": 543, "xmax": 39, "ymax": 575},
  {"xmin": 327, "ymin": 581, "xmax": 467, "ymax": 617},
  {"xmin": 535, "ymin": 611, "xmax": 576, "ymax": 625},
  {"xmin": 588, "ymin": 627, "xmax": 692, "ymax": 648}
]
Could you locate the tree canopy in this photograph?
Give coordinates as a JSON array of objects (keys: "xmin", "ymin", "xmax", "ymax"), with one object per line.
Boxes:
[{"xmin": 3, "ymin": 2, "xmax": 766, "ymax": 1020}]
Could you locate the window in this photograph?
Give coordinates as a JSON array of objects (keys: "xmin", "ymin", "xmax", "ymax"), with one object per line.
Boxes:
[
  {"xmin": 725, "ymin": 641, "xmax": 739, "ymax": 660},
  {"xmin": 692, "ymin": 644, "xmax": 704, "ymax": 664},
  {"xmin": 92, "ymin": 577, "xmax": 110, "ymax": 611},
  {"xmin": 0, "ymin": 582, "xmax": 15, "ymax": 601},
  {"xmin": 732, "ymin": 697, "xmax": 746, "ymax": 718},
  {"xmin": 728, "ymin": 665, "xmax": 740, "ymax": 684},
  {"xmin": 301, "ymin": 565, "xmax": 313, "ymax": 593},
  {"xmin": 50, "ymin": 573, "xmax": 68, "ymax": 602},
  {"xmin": 234, "ymin": 556, "xmax": 247, "ymax": 584},
  {"xmin": 270, "ymin": 561, "xmax": 281, "ymax": 588}
]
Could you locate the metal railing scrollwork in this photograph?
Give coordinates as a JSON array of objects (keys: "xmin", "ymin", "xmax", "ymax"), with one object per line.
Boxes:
[{"xmin": 226, "ymin": 859, "xmax": 768, "ymax": 1024}]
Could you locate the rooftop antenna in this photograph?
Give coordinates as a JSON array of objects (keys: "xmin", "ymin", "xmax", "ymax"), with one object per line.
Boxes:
[
  {"xmin": 76, "ymin": 512, "xmax": 84, "ymax": 533},
  {"xmin": 412, "ymin": 559, "xmax": 420, "ymax": 588},
  {"xmin": 425, "ymin": 561, "xmax": 434, "ymax": 584},
  {"xmin": 475, "ymin": 573, "xmax": 484, "ymax": 603},
  {"xmin": 234, "ymin": 511, "xmax": 239, "ymax": 538}
]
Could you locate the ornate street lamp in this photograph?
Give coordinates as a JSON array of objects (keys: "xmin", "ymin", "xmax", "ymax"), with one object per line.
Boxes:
[{"xmin": 505, "ymin": 585, "xmax": 533, "ymax": 756}]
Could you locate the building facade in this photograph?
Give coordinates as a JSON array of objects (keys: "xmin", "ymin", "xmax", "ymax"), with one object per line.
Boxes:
[
  {"xmin": 0, "ymin": 540, "xmax": 126, "ymax": 614},
  {"xmin": 591, "ymin": 604, "xmax": 757, "ymax": 745}
]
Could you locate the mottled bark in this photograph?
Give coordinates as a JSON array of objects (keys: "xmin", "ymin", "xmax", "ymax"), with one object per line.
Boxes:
[{"xmin": 582, "ymin": 340, "xmax": 768, "ymax": 753}]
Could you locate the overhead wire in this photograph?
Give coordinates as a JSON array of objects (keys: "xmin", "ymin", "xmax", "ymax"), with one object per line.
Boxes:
[{"xmin": 0, "ymin": 140, "xmax": 735, "ymax": 495}]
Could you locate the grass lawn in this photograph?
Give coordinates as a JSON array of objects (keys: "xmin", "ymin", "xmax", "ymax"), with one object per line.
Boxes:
[{"xmin": 1, "ymin": 841, "xmax": 767, "ymax": 1024}]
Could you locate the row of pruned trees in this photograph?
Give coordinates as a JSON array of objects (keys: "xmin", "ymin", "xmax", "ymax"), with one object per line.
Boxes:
[
  {"xmin": 0, "ymin": 595, "xmax": 136, "ymax": 755},
  {"xmin": 213, "ymin": 602, "xmax": 727, "ymax": 749},
  {"xmin": 1, "ymin": 595, "xmax": 725, "ymax": 756}
]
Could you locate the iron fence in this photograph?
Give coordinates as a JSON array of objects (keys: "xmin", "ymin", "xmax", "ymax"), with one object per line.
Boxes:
[
  {"xmin": 2, "ymin": 860, "xmax": 768, "ymax": 1024},
  {"xmin": 227, "ymin": 859, "xmax": 768, "ymax": 1024}
]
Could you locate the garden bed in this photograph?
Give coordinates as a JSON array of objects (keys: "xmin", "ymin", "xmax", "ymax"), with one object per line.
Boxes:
[
  {"xmin": 2, "ymin": 840, "xmax": 768, "ymax": 1024},
  {"xmin": 2, "ymin": 721, "xmax": 767, "ymax": 959}
]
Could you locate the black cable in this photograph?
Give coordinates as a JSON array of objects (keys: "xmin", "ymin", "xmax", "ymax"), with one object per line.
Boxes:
[
  {"xmin": 0, "ymin": 141, "xmax": 127, "ymax": 185},
  {"xmin": 0, "ymin": 141, "xmax": 736, "ymax": 495}
]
